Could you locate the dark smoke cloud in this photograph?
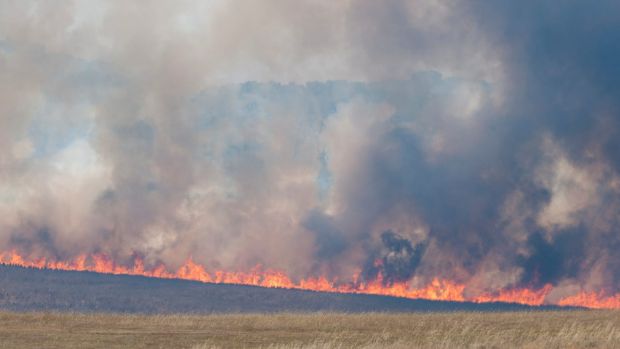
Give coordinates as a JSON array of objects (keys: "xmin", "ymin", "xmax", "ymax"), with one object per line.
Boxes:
[
  {"xmin": 517, "ymin": 231, "xmax": 584, "ymax": 289},
  {"xmin": 362, "ymin": 231, "xmax": 427, "ymax": 286}
]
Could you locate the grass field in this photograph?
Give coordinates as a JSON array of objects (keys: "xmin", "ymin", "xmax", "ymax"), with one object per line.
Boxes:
[{"xmin": 0, "ymin": 311, "xmax": 619, "ymax": 348}]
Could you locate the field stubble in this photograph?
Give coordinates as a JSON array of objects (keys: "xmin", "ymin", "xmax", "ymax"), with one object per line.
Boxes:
[{"xmin": 0, "ymin": 310, "xmax": 618, "ymax": 348}]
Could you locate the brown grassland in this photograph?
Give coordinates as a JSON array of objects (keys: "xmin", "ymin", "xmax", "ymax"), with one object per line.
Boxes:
[{"xmin": 0, "ymin": 310, "xmax": 619, "ymax": 348}]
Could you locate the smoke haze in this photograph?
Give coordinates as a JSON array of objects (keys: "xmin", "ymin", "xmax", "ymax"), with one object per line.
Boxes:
[{"xmin": 1, "ymin": 0, "xmax": 620, "ymax": 300}]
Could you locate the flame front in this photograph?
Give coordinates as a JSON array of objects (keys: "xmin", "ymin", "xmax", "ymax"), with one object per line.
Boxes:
[{"xmin": 1, "ymin": 251, "xmax": 618, "ymax": 309}]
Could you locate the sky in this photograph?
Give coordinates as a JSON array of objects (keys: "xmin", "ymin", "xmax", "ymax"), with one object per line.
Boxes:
[{"xmin": 1, "ymin": 0, "xmax": 620, "ymax": 300}]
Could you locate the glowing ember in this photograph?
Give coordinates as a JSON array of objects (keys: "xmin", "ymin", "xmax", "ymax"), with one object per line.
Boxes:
[{"xmin": 1, "ymin": 251, "xmax": 618, "ymax": 309}]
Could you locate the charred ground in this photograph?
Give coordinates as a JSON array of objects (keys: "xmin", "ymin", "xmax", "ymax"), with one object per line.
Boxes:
[{"xmin": 0, "ymin": 265, "xmax": 573, "ymax": 313}]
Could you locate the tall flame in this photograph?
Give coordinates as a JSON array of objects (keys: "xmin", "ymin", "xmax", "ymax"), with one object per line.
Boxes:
[{"xmin": 1, "ymin": 251, "xmax": 618, "ymax": 309}]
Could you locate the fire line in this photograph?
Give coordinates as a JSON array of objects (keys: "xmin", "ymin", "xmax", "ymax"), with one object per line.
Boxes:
[{"xmin": 1, "ymin": 251, "xmax": 618, "ymax": 309}]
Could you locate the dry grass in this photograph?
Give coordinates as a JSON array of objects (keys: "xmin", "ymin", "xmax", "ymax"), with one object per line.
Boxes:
[{"xmin": 0, "ymin": 310, "xmax": 618, "ymax": 348}]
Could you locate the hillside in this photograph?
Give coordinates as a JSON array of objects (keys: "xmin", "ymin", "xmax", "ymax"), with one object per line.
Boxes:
[{"xmin": 0, "ymin": 265, "xmax": 569, "ymax": 313}]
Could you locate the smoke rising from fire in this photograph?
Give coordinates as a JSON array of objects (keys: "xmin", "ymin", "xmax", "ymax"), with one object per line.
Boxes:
[{"xmin": 1, "ymin": 0, "xmax": 620, "ymax": 305}]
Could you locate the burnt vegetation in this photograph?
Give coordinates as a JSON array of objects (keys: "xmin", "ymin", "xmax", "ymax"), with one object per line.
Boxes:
[{"xmin": 0, "ymin": 265, "xmax": 571, "ymax": 314}]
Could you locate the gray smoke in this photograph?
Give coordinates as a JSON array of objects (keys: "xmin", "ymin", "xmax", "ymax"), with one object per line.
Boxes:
[{"xmin": 1, "ymin": 1, "xmax": 620, "ymax": 298}]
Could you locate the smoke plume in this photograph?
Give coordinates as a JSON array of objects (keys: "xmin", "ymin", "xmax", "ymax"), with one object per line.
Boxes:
[{"xmin": 1, "ymin": 1, "xmax": 620, "ymax": 301}]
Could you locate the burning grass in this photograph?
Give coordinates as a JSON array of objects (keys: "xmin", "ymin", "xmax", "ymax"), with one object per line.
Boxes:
[
  {"xmin": 0, "ymin": 310, "xmax": 619, "ymax": 348},
  {"xmin": 2, "ymin": 252, "xmax": 620, "ymax": 309}
]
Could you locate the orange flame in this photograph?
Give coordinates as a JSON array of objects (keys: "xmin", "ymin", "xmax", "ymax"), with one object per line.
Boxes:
[
  {"xmin": 1, "ymin": 250, "xmax": 618, "ymax": 309},
  {"xmin": 472, "ymin": 284, "xmax": 553, "ymax": 306},
  {"xmin": 557, "ymin": 292, "xmax": 620, "ymax": 309}
]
